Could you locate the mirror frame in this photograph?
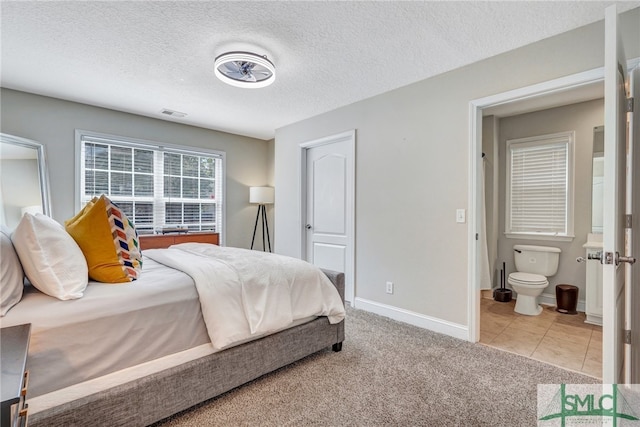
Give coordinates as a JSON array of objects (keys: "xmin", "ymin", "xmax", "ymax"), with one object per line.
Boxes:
[{"xmin": 0, "ymin": 132, "xmax": 52, "ymax": 219}]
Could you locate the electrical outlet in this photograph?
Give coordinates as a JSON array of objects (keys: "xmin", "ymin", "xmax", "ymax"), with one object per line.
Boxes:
[{"xmin": 386, "ymin": 281, "xmax": 394, "ymax": 294}]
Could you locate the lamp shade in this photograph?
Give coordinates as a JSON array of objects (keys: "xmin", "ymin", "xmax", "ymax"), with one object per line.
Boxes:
[{"xmin": 249, "ymin": 187, "xmax": 274, "ymax": 204}]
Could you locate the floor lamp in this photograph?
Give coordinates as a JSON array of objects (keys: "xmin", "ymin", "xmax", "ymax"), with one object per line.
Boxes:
[{"xmin": 250, "ymin": 186, "xmax": 274, "ymax": 252}]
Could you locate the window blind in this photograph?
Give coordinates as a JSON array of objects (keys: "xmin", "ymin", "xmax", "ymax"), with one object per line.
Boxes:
[
  {"xmin": 507, "ymin": 132, "xmax": 573, "ymax": 237},
  {"xmin": 78, "ymin": 132, "xmax": 224, "ymax": 235}
]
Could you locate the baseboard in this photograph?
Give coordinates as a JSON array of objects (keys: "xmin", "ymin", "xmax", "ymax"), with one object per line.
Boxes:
[
  {"xmin": 353, "ymin": 297, "xmax": 468, "ymax": 340},
  {"xmin": 489, "ymin": 288, "xmax": 586, "ymax": 313},
  {"xmin": 538, "ymin": 292, "xmax": 586, "ymax": 313},
  {"xmin": 352, "ymin": 292, "xmax": 584, "ymax": 342}
]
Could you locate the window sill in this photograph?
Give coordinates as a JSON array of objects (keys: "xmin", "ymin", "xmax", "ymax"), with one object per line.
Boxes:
[{"xmin": 504, "ymin": 233, "xmax": 574, "ymax": 242}]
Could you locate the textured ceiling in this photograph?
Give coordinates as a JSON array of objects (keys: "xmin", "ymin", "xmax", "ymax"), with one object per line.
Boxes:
[{"xmin": 1, "ymin": 1, "xmax": 638, "ymax": 140}]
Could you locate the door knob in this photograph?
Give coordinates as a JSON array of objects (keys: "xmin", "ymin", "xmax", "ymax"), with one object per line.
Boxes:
[
  {"xmin": 590, "ymin": 251, "xmax": 636, "ymax": 265},
  {"xmin": 616, "ymin": 252, "xmax": 636, "ymax": 265},
  {"xmin": 305, "ymin": 224, "xmax": 312, "ymax": 230}
]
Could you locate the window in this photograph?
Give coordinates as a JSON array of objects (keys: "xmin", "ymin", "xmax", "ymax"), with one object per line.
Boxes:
[
  {"xmin": 505, "ymin": 131, "xmax": 574, "ymax": 241},
  {"xmin": 76, "ymin": 130, "xmax": 224, "ymax": 236}
]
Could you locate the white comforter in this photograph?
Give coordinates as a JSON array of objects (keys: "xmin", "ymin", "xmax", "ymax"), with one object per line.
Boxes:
[{"xmin": 144, "ymin": 243, "xmax": 345, "ymax": 351}]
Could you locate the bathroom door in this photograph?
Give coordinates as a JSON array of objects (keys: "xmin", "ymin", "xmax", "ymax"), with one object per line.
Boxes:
[{"xmin": 601, "ymin": 5, "xmax": 636, "ymax": 384}]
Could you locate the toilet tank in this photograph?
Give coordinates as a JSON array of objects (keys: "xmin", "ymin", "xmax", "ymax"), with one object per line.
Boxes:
[{"xmin": 513, "ymin": 245, "xmax": 561, "ymax": 276}]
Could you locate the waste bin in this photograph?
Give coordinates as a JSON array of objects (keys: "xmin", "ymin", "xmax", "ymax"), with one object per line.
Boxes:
[{"xmin": 555, "ymin": 284, "xmax": 578, "ymax": 315}]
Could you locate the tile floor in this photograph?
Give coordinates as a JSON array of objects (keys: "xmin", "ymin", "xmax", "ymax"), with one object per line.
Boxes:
[{"xmin": 479, "ymin": 296, "xmax": 602, "ymax": 379}]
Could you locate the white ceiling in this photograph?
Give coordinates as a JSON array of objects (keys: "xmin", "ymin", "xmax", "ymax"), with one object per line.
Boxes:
[{"xmin": 1, "ymin": 2, "xmax": 638, "ymax": 141}]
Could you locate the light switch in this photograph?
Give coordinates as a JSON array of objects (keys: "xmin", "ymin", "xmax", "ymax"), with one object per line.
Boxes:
[{"xmin": 456, "ymin": 209, "xmax": 466, "ymax": 223}]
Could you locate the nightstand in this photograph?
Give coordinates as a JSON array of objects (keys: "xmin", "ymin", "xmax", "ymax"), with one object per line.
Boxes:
[{"xmin": 1, "ymin": 323, "xmax": 31, "ymax": 427}]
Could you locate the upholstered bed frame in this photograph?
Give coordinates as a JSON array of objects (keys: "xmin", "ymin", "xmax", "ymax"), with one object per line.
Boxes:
[{"xmin": 28, "ymin": 269, "xmax": 345, "ymax": 427}]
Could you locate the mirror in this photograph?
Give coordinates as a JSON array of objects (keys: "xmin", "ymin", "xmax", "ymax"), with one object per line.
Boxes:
[
  {"xmin": 591, "ymin": 125, "xmax": 604, "ymax": 234},
  {"xmin": 0, "ymin": 133, "xmax": 51, "ymax": 229}
]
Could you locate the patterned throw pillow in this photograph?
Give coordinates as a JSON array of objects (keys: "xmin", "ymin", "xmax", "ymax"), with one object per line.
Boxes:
[{"xmin": 65, "ymin": 195, "xmax": 142, "ymax": 283}]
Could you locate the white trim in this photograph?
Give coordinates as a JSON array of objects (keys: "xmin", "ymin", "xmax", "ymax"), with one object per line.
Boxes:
[
  {"xmin": 354, "ymin": 297, "xmax": 468, "ymax": 341},
  {"xmin": 74, "ymin": 129, "xmax": 227, "ymax": 245},
  {"xmin": 469, "ymin": 65, "xmax": 608, "ymax": 345},
  {"xmin": 218, "ymin": 155, "xmax": 227, "ymax": 247},
  {"xmin": 299, "ymin": 130, "xmax": 356, "ymax": 305},
  {"xmin": 504, "ymin": 233, "xmax": 575, "ymax": 242},
  {"xmin": 75, "ymin": 129, "xmax": 226, "ymax": 158},
  {"xmin": 469, "ymin": 58, "xmax": 640, "ymax": 344},
  {"xmin": 467, "ymin": 103, "xmax": 482, "ymax": 342},
  {"xmin": 472, "ymin": 67, "xmax": 605, "ymax": 113},
  {"xmin": 471, "ymin": 45, "xmax": 640, "ymax": 347}
]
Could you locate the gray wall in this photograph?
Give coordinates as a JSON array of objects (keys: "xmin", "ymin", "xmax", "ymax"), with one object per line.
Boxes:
[
  {"xmin": 274, "ymin": 8, "xmax": 639, "ymax": 326},
  {"xmin": 0, "ymin": 89, "xmax": 271, "ymax": 249},
  {"xmin": 496, "ymin": 99, "xmax": 605, "ymax": 303}
]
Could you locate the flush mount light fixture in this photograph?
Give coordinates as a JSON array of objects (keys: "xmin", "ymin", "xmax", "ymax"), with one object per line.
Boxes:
[{"xmin": 214, "ymin": 51, "xmax": 276, "ymax": 88}]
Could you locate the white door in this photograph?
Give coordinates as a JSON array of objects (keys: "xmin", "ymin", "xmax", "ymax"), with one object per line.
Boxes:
[
  {"xmin": 302, "ymin": 131, "xmax": 355, "ymax": 303},
  {"xmin": 602, "ymin": 5, "xmax": 636, "ymax": 384},
  {"xmin": 629, "ymin": 64, "xmax": 640, "ymax": 382}
]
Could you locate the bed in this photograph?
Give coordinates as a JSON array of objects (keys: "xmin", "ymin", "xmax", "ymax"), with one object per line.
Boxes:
[{"xmin": 1, "ymin": 223, "xmax": 345, "ymax": 427}]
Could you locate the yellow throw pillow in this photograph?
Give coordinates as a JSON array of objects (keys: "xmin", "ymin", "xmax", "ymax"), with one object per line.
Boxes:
[{"xmin": 65, "ymin": 195, "xmax": 142, "ymax": 283}]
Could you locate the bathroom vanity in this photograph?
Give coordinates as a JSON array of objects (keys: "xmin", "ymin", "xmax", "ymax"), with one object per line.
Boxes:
[
  {"xmin": 583, "ymin": 233, "xmax": 603, "ymax": 326},
  {"xmin": 582, "ymin": 127, "xmax": 604, "ymax": 326}
]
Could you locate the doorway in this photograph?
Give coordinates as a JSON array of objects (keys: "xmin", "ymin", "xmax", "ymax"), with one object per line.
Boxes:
[
  {"xmin": 468, "ymin": 67, "xmax": 606, "ymax": 341},
  {"xmin": 471, "ymin": 58, "xmax": 640, "ymax": 383},
  {"xmin": 478, "ymin": 97, "xmax": 605, "ymax": 377}
]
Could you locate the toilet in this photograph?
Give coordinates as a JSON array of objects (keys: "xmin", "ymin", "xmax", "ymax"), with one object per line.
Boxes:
[{"xmin": 508, "ymin": 245, "xmax": 561, "ymax": 316}]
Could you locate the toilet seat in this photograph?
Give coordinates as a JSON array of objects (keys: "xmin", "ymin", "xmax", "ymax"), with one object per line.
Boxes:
[{"xmin": 508, "ymin": 272, "xmax": 548, "ymax": 286}]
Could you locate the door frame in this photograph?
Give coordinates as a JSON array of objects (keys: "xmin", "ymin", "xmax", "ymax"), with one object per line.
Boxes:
[
  {"xmin": 299, "ymin": 130, "xmax": 356, "ymax": 305},
  {"xmin": 468, "ymin": 57, "xmax": 640, "ymax": 343},
  {"xmin": 468, "ymin": 67, "xmax": 607, "ymax": 343}
]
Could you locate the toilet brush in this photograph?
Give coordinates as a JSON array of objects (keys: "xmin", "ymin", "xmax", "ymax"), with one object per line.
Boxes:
[{"xmin": 493, "ymin": 261, "xmax": 512, "ymax": 303}]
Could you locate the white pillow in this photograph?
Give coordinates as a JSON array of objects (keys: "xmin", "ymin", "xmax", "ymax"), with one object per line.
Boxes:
[
  {"xmin": 11, "ymin": 213, "xmax": 88, "ymax": 300},
  {"xmin": 1, "ymin": 227, "xmax": 24, "ymax": 316}
]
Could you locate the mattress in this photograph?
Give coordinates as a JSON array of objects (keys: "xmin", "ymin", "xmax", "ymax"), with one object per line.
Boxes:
[{"xmin": 0, "ymin": 257, "xmax": 210, "ymax": 397}]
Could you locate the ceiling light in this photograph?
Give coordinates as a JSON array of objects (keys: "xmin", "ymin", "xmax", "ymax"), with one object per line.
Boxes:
[{"xmin": 214, "ymin": 51, "xmax": 276, "ymax": 89}]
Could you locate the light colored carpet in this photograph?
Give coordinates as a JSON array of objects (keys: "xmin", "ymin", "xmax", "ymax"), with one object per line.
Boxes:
[{"xmin": 153, "ymin": 307, "xmax": 599, "ymax": 426}]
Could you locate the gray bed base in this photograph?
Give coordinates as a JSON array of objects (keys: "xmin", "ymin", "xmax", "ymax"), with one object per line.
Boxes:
[{"xmin": 28, "ymin": 269, "xmax": 345, "ymax": 427}]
